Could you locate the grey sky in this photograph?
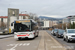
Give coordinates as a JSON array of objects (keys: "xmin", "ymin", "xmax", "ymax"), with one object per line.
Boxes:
[{"xmin": 0, "ymin": 0, "xmax": 75, "ymax": 18}]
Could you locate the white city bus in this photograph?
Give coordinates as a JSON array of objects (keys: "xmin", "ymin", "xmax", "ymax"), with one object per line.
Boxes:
[{"xmin": 13, "ymin": 19, "xmax": 39, "ymax": 40}]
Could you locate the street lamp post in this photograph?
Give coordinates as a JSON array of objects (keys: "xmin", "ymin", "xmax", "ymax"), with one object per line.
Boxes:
[{"xmin": 21, "ymin": 12, "xmax": 22, "ymax": 19}]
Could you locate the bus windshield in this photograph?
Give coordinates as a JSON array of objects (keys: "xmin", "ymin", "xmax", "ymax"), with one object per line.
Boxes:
[{"xmin": 14, "ymin": 22, "xmax": 31, "ymax": 32}]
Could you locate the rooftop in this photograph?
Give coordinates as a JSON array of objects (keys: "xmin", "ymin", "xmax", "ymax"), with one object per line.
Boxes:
[{"xmin": 0, "ymin": 14, "xmax": 29, "ymax": 18}]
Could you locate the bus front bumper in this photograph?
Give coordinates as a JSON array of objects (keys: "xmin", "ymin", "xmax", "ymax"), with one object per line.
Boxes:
[{"xmin": 14, "ymin": 35, "xmax": 34, "ymax": 39}]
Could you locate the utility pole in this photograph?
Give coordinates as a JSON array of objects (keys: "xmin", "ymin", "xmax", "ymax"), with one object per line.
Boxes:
[{"xmin": 21, "ymin": 12, "xmax": 22, "ymax": 19}]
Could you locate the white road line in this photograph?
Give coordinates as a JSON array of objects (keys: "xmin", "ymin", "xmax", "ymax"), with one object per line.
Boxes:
[
  {"xmin": 19, "ymin": 43, "xmax": 23, "ymax": 46},
  {"xmin": 6, "ymin": 43, "xmax": 30, "ymax": 50},
  {"xmin": 10, "ymin": 44, "xmax": 18, "ymax": 50},
  {"xmin": 23, "ymin": 43, "xmax": 26, "ymax": 46},
  {"xmin": 7, "ymin": 44, "xmax": 18, "ymax": 50},
  {"xmin": 26, "ymin": 43, "xmax": 30, "ymax": 46},
  {"xmin": 7, "ymin": 44, "xmax": 14, "ymax": 47}
]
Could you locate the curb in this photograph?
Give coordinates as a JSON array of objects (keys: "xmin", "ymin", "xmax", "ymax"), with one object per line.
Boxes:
[{"xmin": 0, "ymin": 35, "xmax": 14, "ymax": 39}]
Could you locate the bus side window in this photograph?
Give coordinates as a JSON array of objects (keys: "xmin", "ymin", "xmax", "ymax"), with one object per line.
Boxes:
[
  {"xmin": 31, "ymin": 22, "xmax": 38, "ymax": 30},
  {"xmin": 32, "ymin": 25, "xmax": 36, "ymax": 30},
  {"xmin": 31, "ymin": 23, "xmax": 36, "ymax": 30},
  {"xmin": 31, "ymin": 23, "xmax": 34, "ymax": 30}
]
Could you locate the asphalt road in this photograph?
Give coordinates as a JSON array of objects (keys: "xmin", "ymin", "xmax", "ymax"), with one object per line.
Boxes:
[
  {"xmin": 1, "ymin": 30, "xmax": 75, "ymax": 50},
  {"xmin": 0, "ymin": 34, "xmax": 41, "ymax": 50},
  {"xmin": 46, "ymin": 30, "xmax": 75, "ymax": 50}
]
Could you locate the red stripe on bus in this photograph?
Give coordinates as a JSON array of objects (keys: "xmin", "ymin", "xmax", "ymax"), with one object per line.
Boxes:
[{"xmin": 17, "ymin": 34, "xmax": 29, "ymax": 36}]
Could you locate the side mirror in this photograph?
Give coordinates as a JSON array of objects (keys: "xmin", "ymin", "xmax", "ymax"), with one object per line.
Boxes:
[{"xmin": 11, "ymin": 22, "xmax": 14, "ymax": 26}]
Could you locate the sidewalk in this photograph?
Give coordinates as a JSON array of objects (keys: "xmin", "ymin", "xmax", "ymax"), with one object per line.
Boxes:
[
  {"xmin": 0, "ymin": 34, "xmax": 14, "ymax": 39},
  {"xmin": 38, "ymin": 31, "xmax": 67, "ymax": 50}
]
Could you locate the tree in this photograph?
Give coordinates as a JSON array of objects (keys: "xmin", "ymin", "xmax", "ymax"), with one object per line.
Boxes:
[{"xmin": 0, "ymin": 21, "xmax": 6, "ymax": 30}]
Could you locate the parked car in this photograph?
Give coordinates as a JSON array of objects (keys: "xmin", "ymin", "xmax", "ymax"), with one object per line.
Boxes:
[
  {"xmin": 52, "ymin": 29, "xmax": 58, "ymax": 36},
  {"xmin": 56, "ymin": 29, "xmax": 65, "ymax": 38},
  {"xmin": 63, "ymin": 29, "xmax": 75, "ymax": 42}
]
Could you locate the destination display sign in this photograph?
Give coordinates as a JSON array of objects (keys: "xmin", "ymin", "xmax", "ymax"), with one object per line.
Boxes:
[{"xmin": 16, "ymin": 20, "xmax": 30, "ymax": 23}]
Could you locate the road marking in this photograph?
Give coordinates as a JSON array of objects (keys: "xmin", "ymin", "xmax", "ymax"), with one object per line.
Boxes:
[
  {"xmin": 10, "ymin": 44, "xmax": 18, "ymax": 50},
  {"xmin": 6, "ymin": 43, "xmax": 30, "ymax": 50},
  {"xmin": 26, "ymin": 43, "xmax": 30, "ymax": 46},
  {"xmin": 7, "ymin": 43, "xmax": 30, "ymax": 47},
  {"xmin": 19, "ymin": 43, "xmax": 22, "ymax": 46},
  {"xmin": 23, "ymin": 43, "xmax": 26, "ymax": 46},
  {"xmin": 6, "ymin": 44, "xmax": 18, "ymax": 50},
  {"xmin": 7, "ymin": 44, "xmax": 15, "ymax": 46}
]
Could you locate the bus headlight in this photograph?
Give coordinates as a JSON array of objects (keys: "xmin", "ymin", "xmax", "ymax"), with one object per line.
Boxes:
[
  {"xmin": 14, "ymin": 33, "xmax": 17, "ymax": 35},
  {"xmin": 14, "ymin": 32, "xmax": 17, "ymax": 35}
]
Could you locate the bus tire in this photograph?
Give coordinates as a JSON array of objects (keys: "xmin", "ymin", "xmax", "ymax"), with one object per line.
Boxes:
[
  {"xmin": 36, "ymin": 32, "xmax": 39, "ymax": 37},
  {"xmin": 36, "ymin": 35, "xmax": 38, "ymax": 37},
  {"xmin": 18, "ymin": 38, "xmax": 21, "ymax": 40}
]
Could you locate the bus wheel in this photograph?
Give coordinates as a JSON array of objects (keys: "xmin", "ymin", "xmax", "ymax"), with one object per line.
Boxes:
[
  {"xmin": 36, "ymin": 32, "xmax": 39, "ymax": 37},
  {"xmin": 36, "ymin": 35, "xmax": 38, "ymax": 37},
  {"xmin": 18, "ymin": 38, "xmax": 21, "ymax": 40}
]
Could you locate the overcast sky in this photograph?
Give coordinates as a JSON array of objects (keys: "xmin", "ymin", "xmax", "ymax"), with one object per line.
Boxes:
[{"xmin": 0, "ymin": 0, "xmax": 75, "ymax": 18}]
